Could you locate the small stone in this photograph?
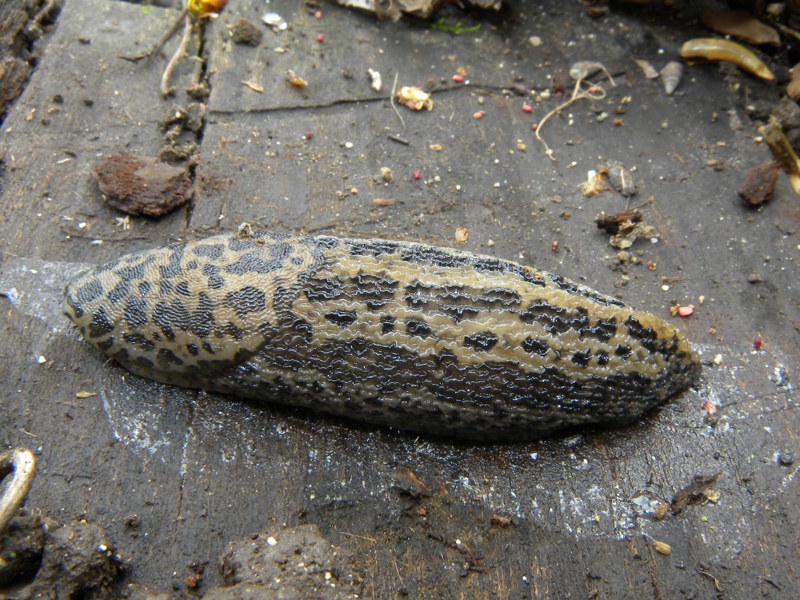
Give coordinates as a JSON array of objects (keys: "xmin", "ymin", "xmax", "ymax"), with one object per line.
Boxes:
[
  {"xmin": 778, "ymin": 449, "xmax": 794, "ymax": 466},
  {"xmin": 747, "ymin": 273, "xmax": 764, "ymax": 284}
]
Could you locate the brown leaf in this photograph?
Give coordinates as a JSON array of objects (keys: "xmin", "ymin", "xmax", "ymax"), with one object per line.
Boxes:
[{"xmin": 701, "ymin": 10, "xmax": 780, "ymax": 47}]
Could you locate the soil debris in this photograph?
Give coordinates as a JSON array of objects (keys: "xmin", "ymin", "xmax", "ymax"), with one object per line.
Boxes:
[
  {"xmin": 671, "ymin": 472, "xmax": 722, "ymax": 514},
  {"xmin": 738, "ymin": 161, "xmax": 779, "ymax": 206},
  {"xmin": 213, "ymin": 524, "xmax": 365, "ymax": 598},
  {"xmin": 230, "ymin": 17, "xmax": 263, "ymax": 46},
  {"xmin": 95, "ymin": 152, "xmax": 193, "ymax": 217}
]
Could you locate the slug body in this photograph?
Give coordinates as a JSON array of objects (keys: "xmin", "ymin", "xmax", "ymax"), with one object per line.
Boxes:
[
  {"xmin": 63, "ymin": 231, "xmax": 700, "ymax": 441},
  {"xmin": 680, "ymin": 38, "xmax": 774, "ymax": 81}
]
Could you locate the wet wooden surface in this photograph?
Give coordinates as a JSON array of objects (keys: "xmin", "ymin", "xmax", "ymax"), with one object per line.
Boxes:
[{"xmin": 0, "ymin": 0, "xmax": 798, "ymax": 597}]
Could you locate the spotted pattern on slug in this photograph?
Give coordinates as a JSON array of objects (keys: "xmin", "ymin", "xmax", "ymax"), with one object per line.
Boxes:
[{"xmin": 63, "ymin": 231, "xmax": 700, "ymax": 441}]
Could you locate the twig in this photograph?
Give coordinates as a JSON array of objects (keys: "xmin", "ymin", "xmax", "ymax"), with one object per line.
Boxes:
[
  {"xmin": 117, "ymin": 6, "xmax": 189, "ymax": 62},
  {"xmin": 535, "ymin": 64, "xmax": 615, "ymax": 161},
  {"xmin": 161, "ymin": 14, "xmax": 194, "ymax": 97},
  {"xmin": 390, "ymin": 72, "xmax": 406, "ymax": 130}
]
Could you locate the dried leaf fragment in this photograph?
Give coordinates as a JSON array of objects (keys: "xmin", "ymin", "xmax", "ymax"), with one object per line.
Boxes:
[
  {"xmin": 454, "ymin": 227, "xmax": 470, "ymax": 243},
  {"xmin": 286, "ymin": 70, "xmax": 308, "ymax": 88},
  {"xmin": 604, "ymin": 161, "xmax": 637, "ymax": 196},
  {"xmin": 241, "ymin": 80, "xmax": 264, "ymax": 93},
  {"xmin": 701, "ymin": 10, "xmax": 780, "ymax": 47},
  {"xmin": 579, "ymin": 169, "xmax": 609, "ymax": 196},
  {"xmin": 75, "ymin": 391, "xmax": 97, "ymax": 399},
  {"xmin": 372, "ymin": 198, "xmax": 396, "ymax": 206}
]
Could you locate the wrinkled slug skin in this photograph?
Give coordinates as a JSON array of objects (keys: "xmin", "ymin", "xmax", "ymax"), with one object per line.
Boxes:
[{"xmin": 63, "ymin": 231, "xmax": 700, "ymax": 441}]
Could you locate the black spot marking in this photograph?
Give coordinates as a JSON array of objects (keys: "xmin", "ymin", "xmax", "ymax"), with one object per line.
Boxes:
[
  {"xmin": 76, "ymin": 279, "xmax": 103, "ymax": 305},
  {"xmin": 521, "ymin": 337, "xmax": 549, "ymax": 356},
  {"xmin": 138, "ymin": 281, "xmax": 152, "ymax": 297},
  {"xmin": 157, "ymin": 348, "xmax": 183, "ymax": 367},
  {"xmin": 189, "ymin": 293, "xmax": 215, "ymax": 338},
  {"xmin": 107, "ymin": 281, "xmax": 130, "ymax": 305},
  {"xmin": 88, "ymin": 308, "xmax": 114, "ymax": 339},
  {"xmin": 583, "ymin": 316, "xmax": 618, "ymax": 343},
  {"xmin": 406, "ymin": 319, "xmax": 431, "ymax": 338},
  {"xmin": 380, "ymin": 315, "xmax": 395, "ymax": 333},
  {"xmin": 134, "ymin": 356, "xmax": 154, "ymax": 370},
  {"xmin": 176, "ymin": 282, "xmax": 192, "ymax": 297},
  {"xmin": 115, "ymin": 262, "xmax": 147, "ymax": 282},
  {"xmin": 193, "ymin": 243, "xmax": 225, "ymax": 260},
  {"xmin": 159, "ymin": 247, "xmax": 185, "ymax": 279},
  {"xmin": 624, "ymin": 316, "xmax": 658, "ymax": 353},
  {"xmin": 520, "ymin": 301, "xmax": 589, "ymax": 335},
  {"xmin": 615, "ymin": 344, "xmax": 632, "ymax": 359},
  {"xmin": 596, "ymin": 351, "xmax": 609, "ymax": 366},
  {"xmin": 228, "ymin": 236, "xmax": 255, "ymax": 252},
  {"xmin": 201, "ymin": 264, "xmax": 225, "ymax": 290},
  {"xmin": 571, "ymin": 349, "xmax": 591, "ymax": 367},
  {"xmin": 463, "ymin": 332, "xmax": 499, "ymax": 352},
  {"xmin": 122, "ymin": 333, "xmax": 156, "ymax": 352},
  {"xmin": 325, "ymin": 310, "xmax": 358, "ymax": 328},
  {"xmin": 187, "ymin": 343, "xmax": 199, "ymax": 356},
  {"xmin": 224, "ymin": 286, "xmax": 267, "ymax": 318},
  {"xmin": 124, "ymin": 296, "xmax": 148, "ymax": 327},
  {"xmin": 305, "ymin": 277, "xmax": 343, "ymax": 303},
  {"xmin": 96, "ymin": 337, "xmax": 114, "ymax": 352},
  {"xmin": 153, "ymin": 299, "xmax": 190, "ymax": 341},
  {"xmin": 224, "ymin": 251, "xmax": 285, "ymax": 275},
  {"xmin": 159, "ymin": 280, "xmax": 174, "ymax": 296},
  {"xmin": 291, "ymin": 318, "xmax": 313, "ymax": 338}
]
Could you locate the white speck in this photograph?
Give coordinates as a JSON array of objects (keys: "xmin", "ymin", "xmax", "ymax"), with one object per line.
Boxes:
[
  {"xmin": 98, "ymin": 544, "xmax": 108, "ymax": 552},
  {"xmin": 661, "ymin": 284, "xmax": 670, "ymax": 292},
  {"xmin": 91, "ymin": 240, "xmax": 103, "ymax": 245},
  {"xmin": 528, "ymin": 36, "xmax": 542, "ymax": 47},
  {"xmin": 344, "ymin": 142, "xmax": 353, "ymax": 149},
  {"xmin": 37, "ymin": 355, "xmax": 47, "ymax": 364},
  {"xmin": 267, "ymin": 536, "xmax": 278, "ymax": 546},
  {"xmin": 325, "ymin": 571, "xmax": 332, "ymax": 580},
  {"xmin": 262, "ymin": 12, "xmax": 287, "ymax": 31}
]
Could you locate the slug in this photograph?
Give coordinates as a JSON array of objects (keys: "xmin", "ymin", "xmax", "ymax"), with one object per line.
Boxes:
[
  {"xmin": 63, "ymin": 230, "xmax": 700, "ymax": 441},
  {"xmin": 680, "ymin": 38, "xmax": 774, "ymax": 81}
]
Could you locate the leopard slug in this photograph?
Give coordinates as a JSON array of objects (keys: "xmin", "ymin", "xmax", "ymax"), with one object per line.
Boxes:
[{"xmin": 63, "ymin": 230, "xmax": 700, "ymax": 441}]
